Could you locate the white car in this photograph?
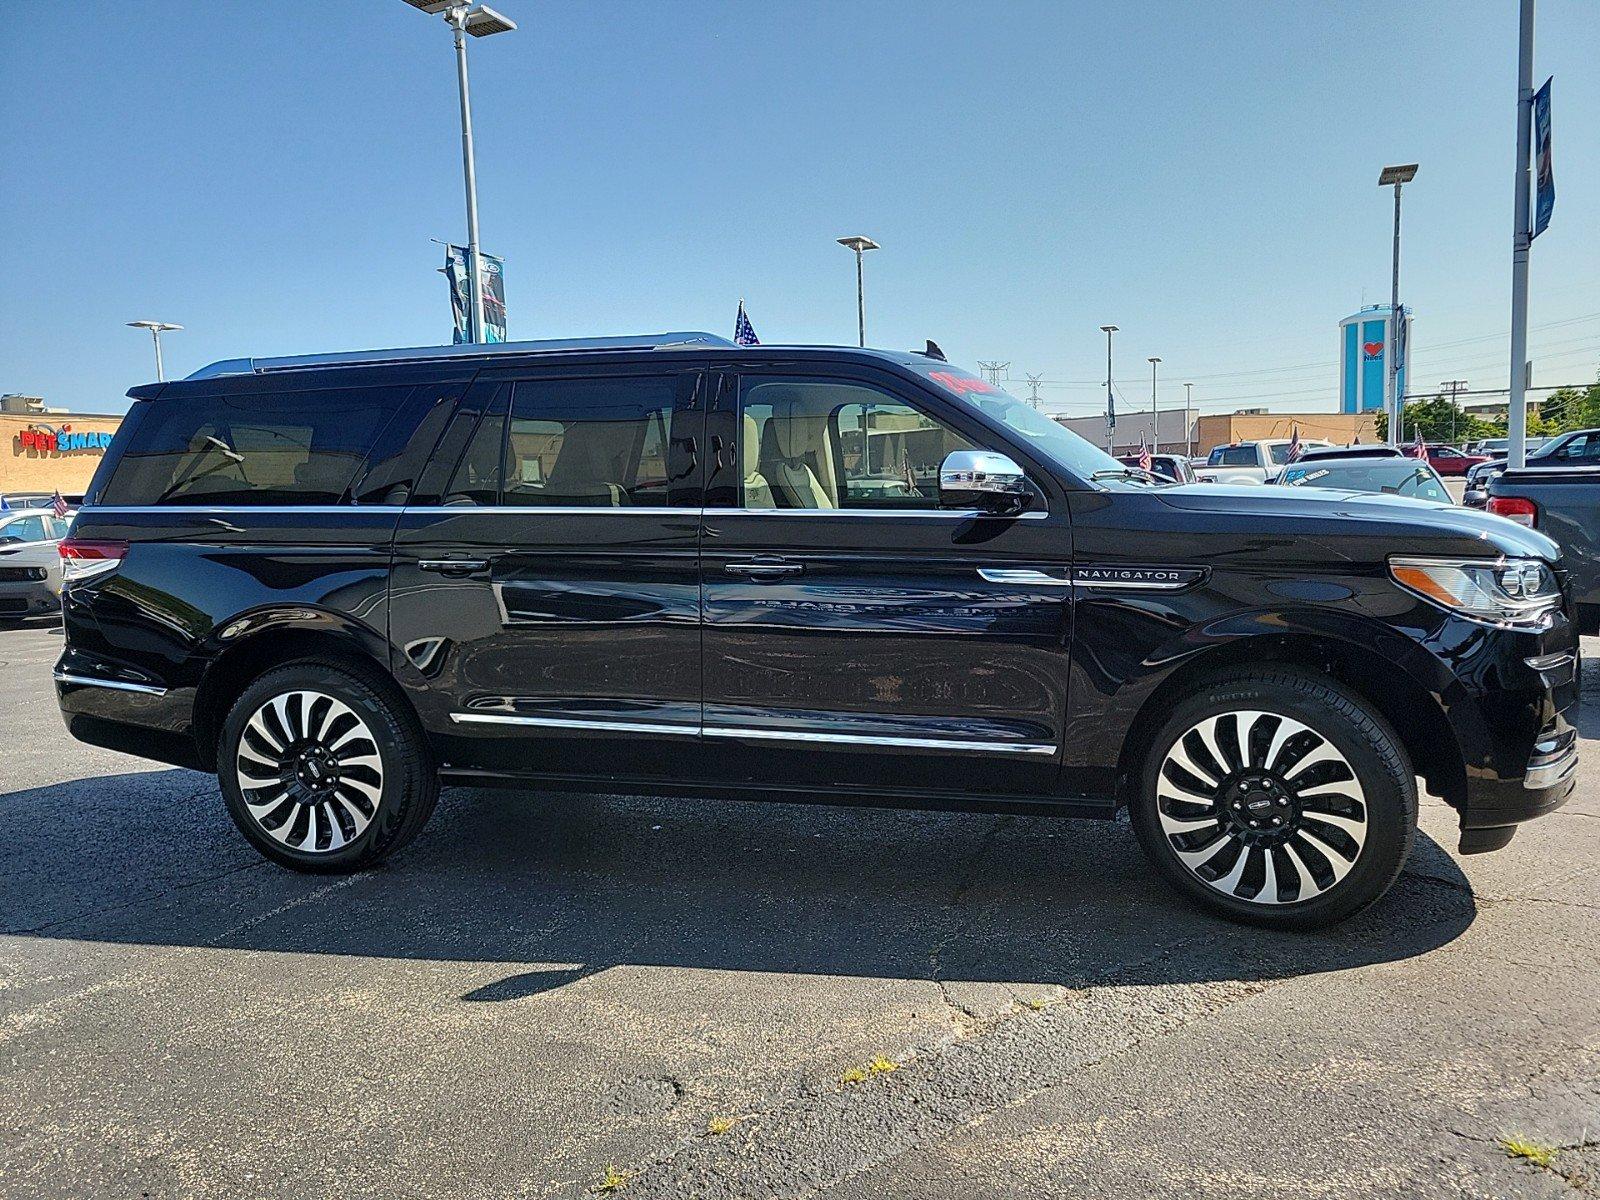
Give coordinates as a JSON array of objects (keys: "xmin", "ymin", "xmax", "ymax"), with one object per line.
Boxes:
[
  {"xmin": 0, "ymin": 509, "xmax": 71, "ymax": 623},
  {"xmin": 1196, "ymin": 438, "xmax": 1332, "ymax": 485}
]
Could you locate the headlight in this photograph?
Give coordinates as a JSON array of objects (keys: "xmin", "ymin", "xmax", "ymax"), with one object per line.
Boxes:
[{"xmin": 1389, "ymin": 556, "xmax": 1561, "ymax": 628}]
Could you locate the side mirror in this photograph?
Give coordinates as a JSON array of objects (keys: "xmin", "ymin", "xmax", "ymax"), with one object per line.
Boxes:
[{"xmin": 939, "ymin": 450, "xmax": 1031, "ymax": 515}]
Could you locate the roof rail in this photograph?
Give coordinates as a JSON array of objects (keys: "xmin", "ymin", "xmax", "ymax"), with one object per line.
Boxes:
[{"xmin": 184, "ymin": 332, "xmax": 737, "ymax": 380}]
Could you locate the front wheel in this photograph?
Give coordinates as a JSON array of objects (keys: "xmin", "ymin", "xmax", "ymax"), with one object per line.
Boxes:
[
  {"xmin": 1130, "ymin": 670, "xmax": 1416, "ymax": 929},
  {"xmin": 218, "ymin": 661, "xmax": 438, "ymax": 873}
]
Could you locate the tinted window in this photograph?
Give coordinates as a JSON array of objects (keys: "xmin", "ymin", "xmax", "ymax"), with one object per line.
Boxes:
[
  {"xmin": 100, "ymin": 387, "xmax": 407, "ymax": 506},
  {"xmin": 1558, "ymin": 433, "xmax": 1600, "ymax": 461},
  {"xmin": 740, "ymin": 378, "xmax": 975, "ymax": 510},
  {"xmin": 1219, "ymin": 446, "xmax": 1257, "ymax": 466},
  {"xmin": 444, "ymin": 375, "xmax": 683, "ymax": 508}
]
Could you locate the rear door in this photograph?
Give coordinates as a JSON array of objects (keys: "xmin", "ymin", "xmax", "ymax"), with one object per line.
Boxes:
[
  {"xmin": 698, "ymin": 363, "xmax": 1074, "ymax": 801},
  {"xmin": 388, "ymin": 365, "xmax": 707, "ymax": 780}
]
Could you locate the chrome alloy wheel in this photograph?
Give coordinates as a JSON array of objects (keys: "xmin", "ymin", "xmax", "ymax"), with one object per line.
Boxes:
[
  {"xmin": 233, "ymin": 690, "xmax": 384, "ymax": 854},
  {"xmin": 1156, "ymin": 710, "xmax": 1367, "ymax": 905}
]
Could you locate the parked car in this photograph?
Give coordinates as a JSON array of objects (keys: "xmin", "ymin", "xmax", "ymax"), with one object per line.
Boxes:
[
  {"xmin": 1196, "ymin": 439, "xmax": 1332, "ymax": 485},
  {"xmin": 56, "ymin": 334, "xmax": 1579, "ymax": 929},
  {"xmin": 0, "ymin": 509, "xmax": 70, "ymax": 623},
  {"xmin": 1464, "ymin": 428, "xmax": 1600, "ymax": 508},
  {"xmin": 1274, "ymin": 456, "xmax": 1453, "ymax": 505},
  {"xmin": 1116, "ymin": 453, "xmax": 1197, "ymax": 483},
  {"xmin": 1487, "ymin": 466, "xmax": 1600, "ymax": 634},
  {"xmin": 1419, "ymin": 444, "xmax": 1490, "ymax": 476}
]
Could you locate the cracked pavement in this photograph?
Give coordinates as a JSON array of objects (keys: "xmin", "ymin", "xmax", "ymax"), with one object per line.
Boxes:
[{"xmin": 1, "ymin": 623, "xmax": 1596, "ymax": 1198}]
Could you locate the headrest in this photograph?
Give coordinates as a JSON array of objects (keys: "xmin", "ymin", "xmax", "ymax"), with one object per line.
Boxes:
[{"xmin": 742, "ymin": 412, "xmax": 762, "ymax": 473}]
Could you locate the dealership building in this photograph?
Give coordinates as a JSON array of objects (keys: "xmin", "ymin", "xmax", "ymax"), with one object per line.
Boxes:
[{"xmin": 1, "ymin": 396, "xmax": 124, "ymax": 499}]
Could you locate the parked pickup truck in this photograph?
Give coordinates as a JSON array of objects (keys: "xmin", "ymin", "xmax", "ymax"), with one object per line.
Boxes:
[
  {"xmin": 1464, "ymin": 428, "xmax": 1600, "ymax": 508},
  {"xmin": 1488, "ymin": 466, "xmax": 1600, "ymax": 634},
  {"xmin": 1196, "ymin": 438, "xmax": 1331, "ymax": 485}
]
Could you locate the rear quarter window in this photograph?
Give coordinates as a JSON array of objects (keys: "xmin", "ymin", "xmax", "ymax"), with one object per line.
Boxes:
[{"xmin": 99, "ymin": 386, "xmax": 409, "ymax": 506}]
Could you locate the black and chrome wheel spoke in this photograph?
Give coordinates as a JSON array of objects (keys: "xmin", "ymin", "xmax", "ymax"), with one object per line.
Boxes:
[
  {"xmin": 235, "ymin": 690, "xmax": 383, "ymax": 854},
  {"xmin": 1158, "ymin": 708, "xmax": 1366, "ymax": 905}
]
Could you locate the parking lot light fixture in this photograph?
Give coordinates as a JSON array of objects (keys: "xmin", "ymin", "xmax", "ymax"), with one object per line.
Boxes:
[
  {"xmin": 126, "ymin": 320, "xmax": 182, "ymax": 381},
  {"xmin": 1379, "ymin": 163, "xmax": 1418, "ymax": 446},
  {"xmin": 837, "ymin": 236, "xmax": 880, "ymax": 347},
  {"xmin": 403, "ymin": 2, "xmax": 517, "ymax": 343}
]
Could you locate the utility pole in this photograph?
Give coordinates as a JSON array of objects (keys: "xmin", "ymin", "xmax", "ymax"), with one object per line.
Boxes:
[
  {"xmin": 1441, "ymin": 379, "xmax": 1469, "ymax": 443},
  {"xmin": 1507, "ymin": 0, "xmax": 1535, "ymax": 469},
  {"xmin": 1025, "ymin": 373, "xmax": 1044, "ymax": 410},
  {"xmin": 1184, "ymin": 382, "xmax": 1194, "ymax": 457},
  {"xmin": 1100, "ymin": 325, "xmax": 1118, "ymax": 452},
  {"xmin": 1147, "ymin": 357, "xmax": 1162, "ymax": 451},
  {"xmin": 977, "ymin": 361, "xmax": 1010, "ymax": 389}
]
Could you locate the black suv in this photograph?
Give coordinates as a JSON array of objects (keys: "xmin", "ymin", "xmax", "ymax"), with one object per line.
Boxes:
[{"xmin": 55, "ymin": 334, "xmax": 1580, "ymax": 928}]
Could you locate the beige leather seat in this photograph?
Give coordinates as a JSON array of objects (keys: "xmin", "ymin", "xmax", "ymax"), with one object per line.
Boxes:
[
  {"xmin": 742, "ymin": 413, "xmax": 776, "ymax": 509},
  {"xmin": 760, "ymin": 392, "xmax": 838, "ymax": 508}
]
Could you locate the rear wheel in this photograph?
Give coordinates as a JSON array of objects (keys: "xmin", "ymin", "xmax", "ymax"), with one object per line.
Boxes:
[
  {"xmin": 218, "ymin": 662, "xmax": 438, "ymax": 872},
  {"xmin": 1130, "ymin": 670, "xmax": 1416, "ymax": 929}
]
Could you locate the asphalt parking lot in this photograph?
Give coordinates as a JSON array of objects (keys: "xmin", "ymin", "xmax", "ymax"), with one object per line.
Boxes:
[{"xmin": 2, "ymin": 620, "xmax": 1596, "ymax": 1199}]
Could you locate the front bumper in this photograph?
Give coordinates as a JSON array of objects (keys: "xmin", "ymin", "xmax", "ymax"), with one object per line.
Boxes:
[{"xmin": 0, "ymin": 580, "xmax": 61, "ymax": 618}]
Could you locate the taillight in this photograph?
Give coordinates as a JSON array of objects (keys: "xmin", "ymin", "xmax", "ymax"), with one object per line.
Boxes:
[
  {"xmin": 58, "ymin": 538, "xmax": 128, "ymax": 580},
  {"xmin": 1487, "ymin": 496, "xmax": 1538, "ymax": 528}
]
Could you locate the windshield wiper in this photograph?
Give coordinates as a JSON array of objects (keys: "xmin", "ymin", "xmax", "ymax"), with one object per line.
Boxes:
[{"xmin": 1090, "ymin": 467, "xmax": 1163, "ymax": 485}]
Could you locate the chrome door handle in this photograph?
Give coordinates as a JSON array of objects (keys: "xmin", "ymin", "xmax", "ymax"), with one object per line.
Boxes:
[
  {"xmin": 977, "ymin": 568, "xmax": 1070, "ymax": 586},
  {"xmin": 419, "ymin": 558, "xmax": 490, "ymax": 577},
  {"xmin": 725, "ymin": 561, "xmax": 803, "ymax": 579}
]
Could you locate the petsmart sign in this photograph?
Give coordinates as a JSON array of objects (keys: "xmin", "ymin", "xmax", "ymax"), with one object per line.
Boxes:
[{"xmin": 15, "ymin": 424, "xmax": 115, "ymax": 454}]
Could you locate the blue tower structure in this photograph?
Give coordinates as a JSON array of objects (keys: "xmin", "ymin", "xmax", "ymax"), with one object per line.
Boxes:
[{"xmin": 1340, "ymin": 305, "xmax": 1410, "ymax": 414}]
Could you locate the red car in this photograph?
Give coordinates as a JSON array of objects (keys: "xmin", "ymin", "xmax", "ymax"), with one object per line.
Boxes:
[{"xmin": 1416, "ymin": 444, "xmax": 1491, "ymax": 476}]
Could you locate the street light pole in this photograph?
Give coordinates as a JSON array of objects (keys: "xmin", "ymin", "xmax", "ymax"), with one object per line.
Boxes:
[
  {"xmin": 1147, "ymin": 356, "xmax": 1162, "ymax": 452},
  {"xmin": 1379, "ymin": 163, "xmax": 1418, "ymax": 447},
  {"xmin": 1508, "ymin": 0, "xmax": 1536, "ymax": 469},
  {"xmin": 126, "ymin": 320, "xmax": 183, "ymax": 381},
  {"xmin": 1100, "ymin": 325, "xmax": 1118, "ymax": 453},
  {"xmin": 1184, "ymin": 382, "xmax": 1194, "ymax": 457},
  {"xmin": 836, "ymin": 236, "xmax": 880, "ymax": 347},
  {"xmin": 404, "ymin": 2, "xmax": 516, "ymax": 344}
]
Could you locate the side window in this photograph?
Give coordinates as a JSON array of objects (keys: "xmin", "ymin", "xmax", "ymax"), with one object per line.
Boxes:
[
  {"xmin": 99, "ymin": 387, "xmax": 408, "ymax": 506},
  {"xmin": 739, "ymin": 378, "xmax": 974, "ymax": 511},
  {"xmin": 10, "ymin": 515, "xmax": 47, "ymax": 542},
  {"xmin": 459, "ymin": 374, "xmax": 682, "ymax": 508},
  {"xmin": 1561, "ymin": 434, "xmax": 1599, "ymax": 461}
]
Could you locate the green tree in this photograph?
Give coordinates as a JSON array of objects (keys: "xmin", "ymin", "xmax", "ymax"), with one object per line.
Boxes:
[{"xmin": 1376, "ymin": 394, "xmax": 1500, "ymax": 444}]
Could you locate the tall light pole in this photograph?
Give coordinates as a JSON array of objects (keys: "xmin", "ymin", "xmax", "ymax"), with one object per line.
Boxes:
[
  {"xmin": 1147, "ymin": 356, "xmax": 1162, "ymax": 451},
  {"xmin": 836, "ymin": 236, "xmax": 879, "ymax": 347},
  {"xmin": 404, "ymin": 1, "xmax": 517, "ymax": 344},
  {"xmin": 1100, "ymin": 325, "xmax": 1118, "ymax": 452},
  {"xmin": 126, "ymin": 320, "xmax": 182, "ymax": 381},
  {"xmin": 1507, "ymin": 0, "xmax": 1536, "ymax": 469},
  {"xmin": 1379, "ymin": 163, "xmax": 1418, "ymax": 446},
  {"xmin": 1184, "ymin": 382, "xmax": 1195, "ymax": 457}
]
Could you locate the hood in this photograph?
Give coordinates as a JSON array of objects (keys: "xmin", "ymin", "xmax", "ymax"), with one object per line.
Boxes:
[{"xmin": 1154, "ymin": 483, "xmax": 1561, "ymax": 563}]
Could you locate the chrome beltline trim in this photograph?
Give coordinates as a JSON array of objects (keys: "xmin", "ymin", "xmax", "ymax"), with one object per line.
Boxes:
[
  {"xmin": 447, "ymin": 711, "xmax": 1057, "ymax": 755},
  {"xmin": 79, "ymin": 505, "xmax": 1049, "ymax": 520},
  {"xmin": 54, "ymin": 671, "xmax": 167, "ymax": 696},
  {"xmin": 449, "ymin": 712, "xmax": 700, "ymax": 735}
]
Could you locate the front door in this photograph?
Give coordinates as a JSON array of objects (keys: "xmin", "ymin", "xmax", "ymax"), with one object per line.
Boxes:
[
  {"xmin": 699, "ymin": 364, "xmax": 1076, "ymax": 802},
  {"xmin": 388, "ymin": 366, "xmax": 706, "ymax": 781}
]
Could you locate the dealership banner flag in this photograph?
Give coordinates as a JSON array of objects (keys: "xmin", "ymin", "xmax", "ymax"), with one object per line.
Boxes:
[
  {"xmin": 1533, "ymin": 76, "xmax": 1554, "ymax": 239},
  {"xmin": 444, "ymin": 246, "xmax": 508, "ymax": 343}
]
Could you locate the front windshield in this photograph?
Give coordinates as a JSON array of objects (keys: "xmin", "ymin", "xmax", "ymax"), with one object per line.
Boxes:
[
  {"xmin": 1280, "ymin": 461, "xmax": 1450, "ymax": 504},
  {"xmin": 913, "ymin": 363, "xmax": 1130, "ymax": 482}
]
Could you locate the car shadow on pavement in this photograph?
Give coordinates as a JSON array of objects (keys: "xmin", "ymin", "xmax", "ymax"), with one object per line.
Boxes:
[{"xmin": 0, "ymin": 765, "xmax": 1478, "ymax": 1000}]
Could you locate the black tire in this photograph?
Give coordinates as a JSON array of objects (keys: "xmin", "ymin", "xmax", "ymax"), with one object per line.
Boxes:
[
  {"xmin": 1130, "ymin": 669, "xmax": 1416, "ymax": 929},
  {"xmin": 217, "ymin": 660, "xmax": 438, "ymax": 873}
]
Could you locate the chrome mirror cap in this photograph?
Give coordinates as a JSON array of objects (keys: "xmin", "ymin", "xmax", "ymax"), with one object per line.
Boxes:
[{"xmin": 939, "ymin": 450, "xmax": 1030, "ymax": 514}]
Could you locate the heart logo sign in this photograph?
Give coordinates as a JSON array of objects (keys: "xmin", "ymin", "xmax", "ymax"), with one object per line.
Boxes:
[{"xmin": 1363, "ymin": 341, "xmax": 1384, "ymax": 359}]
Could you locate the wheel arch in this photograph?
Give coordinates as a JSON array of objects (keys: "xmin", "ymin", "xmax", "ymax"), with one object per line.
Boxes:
[
  {"xmin": 191, "ymin": 606, "xmax": 405, "ymax": 772},
  {"xmin": 1113, "ymin": 623, "xmax": 1468, "ymax": 814}
]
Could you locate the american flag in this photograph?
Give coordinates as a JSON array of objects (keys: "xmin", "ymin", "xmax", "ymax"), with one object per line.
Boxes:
[
  {"xmin": 1137, "ymin": 432, "xmax": 1153, "ymax": 474},
  {"xmin": 1287, "ymin": 426, "xmax": 1303, "ymax": 462},
  {"xmin": 53, "ymin": 490, "xmax": 69, "ymax": 519},
  {"xmin": 734, "ymin": 300, "xmax": 760, "ymax": 347},
  {"xmin": 1410, "ymin": 429, "xmax": 1428, "ymax": 459}
]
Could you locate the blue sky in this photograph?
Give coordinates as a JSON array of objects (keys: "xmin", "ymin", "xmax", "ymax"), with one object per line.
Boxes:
[{"xmin": 1, "ymin": 1, "xmax": 1595, "ymax": 418}]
